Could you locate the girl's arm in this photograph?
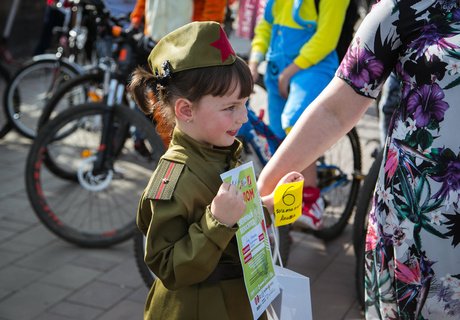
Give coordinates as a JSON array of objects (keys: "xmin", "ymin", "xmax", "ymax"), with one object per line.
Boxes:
[{"xmin": 258, "ymin": 77, "xmax": 373, "ymax": 196}]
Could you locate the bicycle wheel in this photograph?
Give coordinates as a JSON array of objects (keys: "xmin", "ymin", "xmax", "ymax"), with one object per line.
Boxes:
[
  {"xmin": 4, "ymin": 58, "xmax": 80, "ymax": 139},
  {"xmin": 0, "ymin": 64, "xmax": 12, "ymax": 138},
  {"xmin": 312, "ymin": 127, "xmax": 362, "ymax": 240},
  {"xmin": 134, "ymin": 230, "xmax": 156, "ymax": 288},
  {"xmin": 38, "ymin": 70, "xmax": 104, "ymax": 129},
  {"xmin": 25, "ymin": 103, "xmax": 165, "ymax": 247},
  {"xmin": 37, "ymin": 71, "xmax": 116, "ymax": 180},
  {"xmin": 353, "ymin": 148, "xmax": 382, "ymax": 309}
]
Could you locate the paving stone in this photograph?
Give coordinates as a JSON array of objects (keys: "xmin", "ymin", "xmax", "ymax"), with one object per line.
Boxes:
[
  {"xmin": 0, "ymin": 174, "xmax": 26, "ymax": 198},
  {"xmin": 96, "ymin": 299, "xmax": 144, "ymax": 320},
  {"xmin": 15, "ymin": 241, "xmax": 84, "ymax": 272},
  {"xmin": 0, "ymin": 282, "xmax": 70, "ymax": 320},
  {"xmin": 0, "ymin": 238, "xmax": 37, "ymax": 255},
  {"xmin": 66, "ymin": 281, "xmax": 132, "ymax": 309},
  {"xmin": 126, "ymin": 286, "xmax": 149, "ymax": 304},
  {"xmin": 72, "ymin": 253, "xmax": 122, "ymax": 272},
  {"xmin": 47, "ymin": 301, "xmax": 103, "ymax": 320},
  {"xmin": 0, "ymin": 229, "xmax": 15, "ymax": 243},
  {"xmin": 344, "ymin": 300, "xmax": 365, "ymax": 319},
  {"xmin": 0, "ymin": 265, "xmax": 42, "ymax": 292},
  {"xmin": 40, "ymin": 264, "xmax": 101, "ymax": 289},
  {"xmin": 0, "ymin": 249, "xmax": 22, "ymax": 268},
  {"xmin": 0, "ymin": 196, "xmax": 36, "ymax": 224},
  {"xmin": 0, "ymin": 289, "xmax": 10, "ymax": 301},
  {"xmin": 13, "ymin": 223, "xmax": 58, "ymax": 247},
  {"xmin": 34, "ymin": 313, "xmax": 75, "ymax": 320},
  {"xmin": 98, "ymin": 258, "xmax": 144, "ymax": 289},
  {"xmin": 0, "ymin": 218, "xmax": 32, "ymax": 233}
]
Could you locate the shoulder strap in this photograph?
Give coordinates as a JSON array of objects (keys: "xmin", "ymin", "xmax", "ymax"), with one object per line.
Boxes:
[{"xmin": 145, "ymin": 159, "xmax": 185, "ymax": 200}]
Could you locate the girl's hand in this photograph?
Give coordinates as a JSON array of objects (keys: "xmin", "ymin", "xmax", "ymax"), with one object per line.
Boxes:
[
  {"xmin": 261, "ymin": 171, "xmax": 304, "ymax": 215},
  {"xmin": 211, "ymin": 182, "xmax": 246, "ymax": 227}
]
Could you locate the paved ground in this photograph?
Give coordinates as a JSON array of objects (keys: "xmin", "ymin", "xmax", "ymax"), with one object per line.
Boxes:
[{"xmin": 0, "ymin": 106, "xmax": 379, "ymax": 320}]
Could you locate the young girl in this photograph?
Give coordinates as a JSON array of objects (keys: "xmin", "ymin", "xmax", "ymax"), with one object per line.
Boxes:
[{"xmin": 129, "ymin": 21, "xmax": 302, "ymax": 320}]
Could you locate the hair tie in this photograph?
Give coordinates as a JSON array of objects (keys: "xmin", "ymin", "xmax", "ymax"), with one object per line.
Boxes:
[{"xmin": 154, "ymin": 60, "xmax": 172, "ymax": 86}]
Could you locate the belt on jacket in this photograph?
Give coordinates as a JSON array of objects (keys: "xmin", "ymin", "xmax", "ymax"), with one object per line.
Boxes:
[{"xmin": 203, "ymin": 263, "xmax": 243, "ymax": 284}]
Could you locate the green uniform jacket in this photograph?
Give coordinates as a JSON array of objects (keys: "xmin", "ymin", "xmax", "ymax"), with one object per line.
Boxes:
[{"xmin": 137, "ymin": 129, "xmax": 268, "ymax": 320}]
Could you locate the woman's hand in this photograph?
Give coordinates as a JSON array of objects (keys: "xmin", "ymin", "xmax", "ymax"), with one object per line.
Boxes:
[
  {"xmin": 261, "ymin": 171, "xmax": 304, "ymax": 215},
  {"xmin": 278, "ymin": 63, "xmax": 301, "ymax": 99},
  {"xmin": 211, "ymin": 182, "xmax": 246, "ymax": 227}
]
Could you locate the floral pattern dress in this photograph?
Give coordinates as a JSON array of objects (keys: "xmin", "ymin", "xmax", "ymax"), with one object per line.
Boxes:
[{"xmin": 337, "ymin": 0, "xmax": 460, "ymax": 319}]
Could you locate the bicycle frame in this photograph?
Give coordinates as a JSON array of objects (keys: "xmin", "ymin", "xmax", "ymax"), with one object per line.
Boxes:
[
  {"xmin": 238, "ymin": 103, "xmax": 281, "ymax": 165},
  {"xmin": 240, "ymin": 103, "xmax": 353, "ymax": 196}
]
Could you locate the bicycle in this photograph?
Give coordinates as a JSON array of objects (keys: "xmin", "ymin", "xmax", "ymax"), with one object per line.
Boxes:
[
  {"xmin": 134, "ymin": 89, "xmax": 363, "ymax": 287},
  {"xmin": 3, "ymin": 0, "xmax": 108, "ymax": 139},
  {"xmin": 0, "ymin": 0, "xmax": 22, "ymax": 138},
  {"xmin": 24, "ymin": 23, "xmax": 164, "ymax": 247},
  {"xmin": 0, "ymin": 49, "xmax": 12, "ymax": 139}
]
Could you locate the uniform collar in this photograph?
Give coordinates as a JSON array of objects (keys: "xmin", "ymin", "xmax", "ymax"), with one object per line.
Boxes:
[{"xmin": 169, "ymin": 128, "xmax": 242, "ymax": 168}]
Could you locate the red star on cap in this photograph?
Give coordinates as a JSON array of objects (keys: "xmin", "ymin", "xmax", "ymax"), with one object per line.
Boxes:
[{"xmin": 210, "ymin": 28, "xmax": 235, "ymax": 62}]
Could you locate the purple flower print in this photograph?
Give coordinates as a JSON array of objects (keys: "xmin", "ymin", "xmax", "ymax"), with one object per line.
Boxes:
[
  {"xmin": 453, "ymin": 8, "xmax": 460, "ymax": 21},
  {"xmin": 406, "ymin": 83, "xmax": 449, "ymax": 127},
  {"xmin": 409, "ymin": 23, "xmax": 457, "ymax": 58},
  {"xmin": 339, "ymin": 39, "xmax": 384, "ymax": 91},
  {"xmin": 395, "ymin": 62, "xmax": 412, "ymax": 99},
  {"xmin": 437, "ymin": 0, "xmax": 457, "ymax": 12},
  {"xmin": 431, "ymin": 156, "xmax": 460, "ymax": 199}
]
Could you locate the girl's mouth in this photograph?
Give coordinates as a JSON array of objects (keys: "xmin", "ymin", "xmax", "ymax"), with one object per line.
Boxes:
[{"xmin": 227, "ymin": 130, "xmax": 238, "ymax": 136}]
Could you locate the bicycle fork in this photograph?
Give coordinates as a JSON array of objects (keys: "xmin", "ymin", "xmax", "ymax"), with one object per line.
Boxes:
[{"xmin": 91, "ymin": 60, "xmax": 124, "ymax": 177}]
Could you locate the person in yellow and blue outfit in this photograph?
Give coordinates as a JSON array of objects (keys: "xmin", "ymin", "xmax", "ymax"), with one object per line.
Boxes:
[{"xmin": 249, "ymin": 0, "xmax": 350, "ymax": 230}]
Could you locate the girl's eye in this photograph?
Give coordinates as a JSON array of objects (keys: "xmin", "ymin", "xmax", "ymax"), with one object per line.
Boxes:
[{"xmin": 226, "ymin": 106, "xmax": 236, "ymax": 111}]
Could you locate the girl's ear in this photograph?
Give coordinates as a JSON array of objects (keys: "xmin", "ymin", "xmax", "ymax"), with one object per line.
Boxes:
[{"xmin": 174, "ymin": 98, "xmax": 193, "ymax": 122}]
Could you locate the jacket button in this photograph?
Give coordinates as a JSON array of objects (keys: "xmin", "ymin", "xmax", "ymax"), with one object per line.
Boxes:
[{"xmin": 162, "ymin": 178, "xmax": 169, "ymax": 184}]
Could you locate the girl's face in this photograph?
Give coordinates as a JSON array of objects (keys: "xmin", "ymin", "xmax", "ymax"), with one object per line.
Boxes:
[{"xmin": 188, "ymin": 84, "xmax": 248, "ymax": 147}]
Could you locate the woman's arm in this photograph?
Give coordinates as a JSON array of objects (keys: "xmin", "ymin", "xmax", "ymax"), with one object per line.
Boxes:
[{"xmin": 258, "ymin": 77, "xmax": 373, "ymax": 196}]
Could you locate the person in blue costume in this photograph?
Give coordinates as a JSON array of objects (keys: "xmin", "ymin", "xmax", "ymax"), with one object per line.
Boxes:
[{"xmin": 248, "ymin": 0, "xmax": 350, "ymax": 230}]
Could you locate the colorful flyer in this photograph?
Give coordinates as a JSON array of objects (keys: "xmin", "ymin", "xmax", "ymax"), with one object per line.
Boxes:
[{"xmin": 220, "ymin": 161, "xmax": 280, "ymax": 320}]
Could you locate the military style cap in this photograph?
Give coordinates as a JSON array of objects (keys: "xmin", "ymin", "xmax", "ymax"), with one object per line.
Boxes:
[{"xmin": 148, "ymin": 21, "xmax": 236, "ymax": 78}]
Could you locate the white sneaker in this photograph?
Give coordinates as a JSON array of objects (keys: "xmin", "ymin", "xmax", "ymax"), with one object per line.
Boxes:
[{"xmin": 294, "ymin": 197, "xmax": 324, "ymax": 230}]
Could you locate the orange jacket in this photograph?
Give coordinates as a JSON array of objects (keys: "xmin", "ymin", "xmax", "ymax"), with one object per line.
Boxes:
[
  {"xmin": 193, "ymin": 0, "xmax": 227, "ymax": 23},
  {"xmin": 131, "ymin": 0, "xmax": 228, "ymax": 26}
]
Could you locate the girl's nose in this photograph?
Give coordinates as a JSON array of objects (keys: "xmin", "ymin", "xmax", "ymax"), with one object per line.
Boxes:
[{"xmin": 238, "ymin": 106, "xmax": 248, "ymax": 124}]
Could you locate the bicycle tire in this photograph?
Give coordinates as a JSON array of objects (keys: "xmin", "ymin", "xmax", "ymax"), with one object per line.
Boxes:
[
  {"xmin": 0, "ymin": 64, "xmax": 12, "ymax": 138},
  {"xmin": 38, "ymin": 70, "xmax": 104, "ymax": 129},
  {"xmin": 25, "ymin": 103, "xmax": 165, "ymax": 247},
  {"xmin": 134, "ymin": 230, "xmax": 155, "ymax": 288},
  {"xmin": 4, "ymin": 58, "xmax": 80, "ymax": 139},
  {"xmin": 353, "ymin": 148, "xmax": 383, "ymax": 308},
  {"xmin": 312, "ymin": 127, "xmax": 362, "ymax": 240}
]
